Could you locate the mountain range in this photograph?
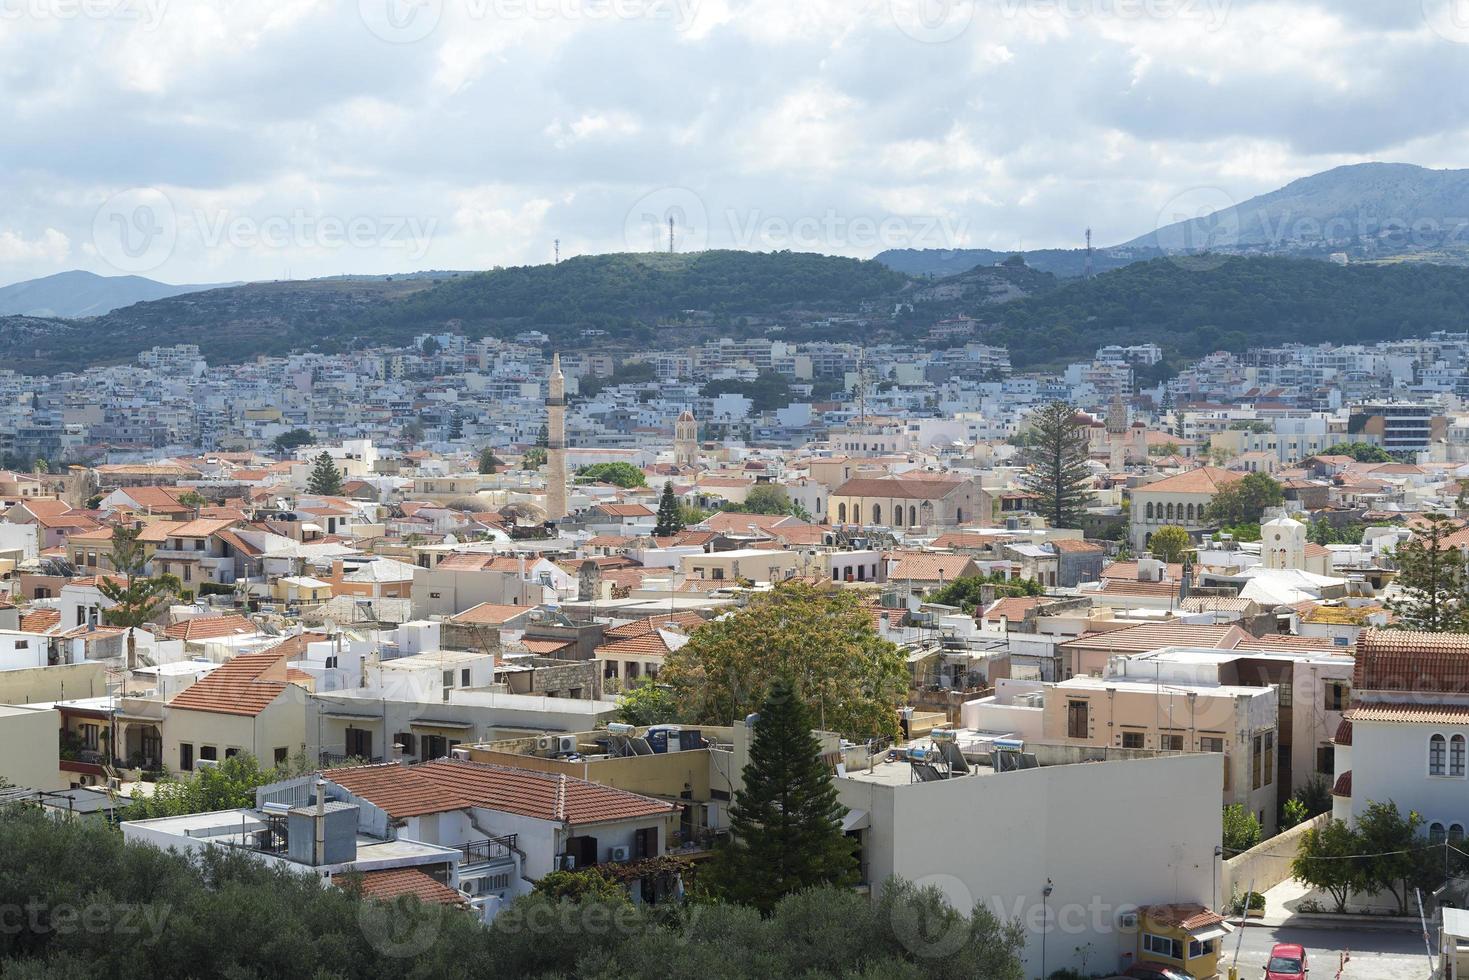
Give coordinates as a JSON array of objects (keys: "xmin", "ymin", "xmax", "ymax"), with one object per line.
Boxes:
[
  {"xmin": 0, "ymin": 270, "xmax": 236, "ymax": 318},
  {"xmin": 878, "ymin": 162, "xmax": 1469, "ymax": 278}
]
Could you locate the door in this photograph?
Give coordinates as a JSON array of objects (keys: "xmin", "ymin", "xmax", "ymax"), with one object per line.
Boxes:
[{"xmin": 345, "ymin": 727, "xmax": 373, "ymax": 759}]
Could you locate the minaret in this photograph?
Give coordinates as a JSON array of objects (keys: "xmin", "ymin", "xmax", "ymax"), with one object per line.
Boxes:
[{"xmin": 546, "ymin": 353, "xmax": 568, "ymax": 520}]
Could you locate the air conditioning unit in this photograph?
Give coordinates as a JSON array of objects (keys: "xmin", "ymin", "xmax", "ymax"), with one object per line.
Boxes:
[
  {"xmin": 536, "ymin": 735, "xmax": 556, "ymax": 754},
  {"xmin": 555, "ymin": 735, "xmax": 578, "ymax": 755},
  {"xmin": 1118, "ymin": 911, "xmax": 1138, "ymax": 930},
  {"xmin": 196, "ymin": 758, "xmax": 219, "ymax": 770},
  {"xmin": 559, "ymin": 854, "xmax": 577, "ymax": 871},
  {"xmin": 608, "ymin": 845, "xmax": 630, "ymax": 862}
]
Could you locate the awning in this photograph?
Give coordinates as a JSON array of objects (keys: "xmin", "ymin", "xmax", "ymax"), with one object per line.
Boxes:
[
  {"xmin": 320, "ymin": 711, "xmax": 382, "ymax": 722},
  {"xmin": 411, "ymin": 718, "xmax": 475, "ymax": 730},
  {"xmin": 841, "ymin": 809, "xmax": 869, "ymax": 832},
  {"xmin": 1188, "ymin": 923, "xmax": 1232, "ymax": 943}
]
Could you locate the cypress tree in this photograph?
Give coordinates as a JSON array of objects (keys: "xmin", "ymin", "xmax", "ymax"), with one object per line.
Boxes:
[
  {"xmin": 1387, "ymin": 512, "xmax": 1469, "ymax": 631},
  {"xmin": 306, "ymin": 451, "xmax": 345, "ymax": 496},
  {"xmin": 1020, "ymin": 401, "xmax": 1093, "ymax": 529},
  {"xmin": 703, "ymin": 675, "xmax": 858, "ymax": 913},
  {"xmin": 654, "ymin": 481, "xmax": 683, "ymax": 537}
]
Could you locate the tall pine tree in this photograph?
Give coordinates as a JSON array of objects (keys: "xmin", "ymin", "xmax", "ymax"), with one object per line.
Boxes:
[
  {"xmin": 654, "ymin": 481, "xmax": 684, "ymax": 537},
  {"xmin": 306, "ymin": 451, "xmax": 345, "ymax": 496},
  {"xmin": 1387, "ymin": 512, "xmax": 1469, "ymax": 631},
  {"xmin": 1019, "ymin": 401, "xmax": 1092, "ymax": 529},
  {"xmin": 703, "ymin": 675, "xmax": 858, "ymax": 913}
]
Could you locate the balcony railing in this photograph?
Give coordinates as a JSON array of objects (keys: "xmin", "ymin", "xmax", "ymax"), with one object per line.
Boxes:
[
  {"xmin": 318, "ymin": 752, "xmax": 383, "ymax": 768},
  {"xmin": 461, "ymin": 835, "xmax": 517, "ymax": 865}
]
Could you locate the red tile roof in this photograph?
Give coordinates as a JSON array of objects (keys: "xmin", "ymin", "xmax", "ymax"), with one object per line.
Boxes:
[
  {"xmin": 1142, "ymin": 904, "xmax": 1227, "ymax": 931},
  {"xmin": 340, "ymin": 867, "xmax": 467, "ymax": 907},
  {"xmin": 324, "ymin": 759, "xmax": 676, "ymax": 825},
  {"xmin": 18, "ymin": 608, "xmax": 61, "ymax": 634},
  {"xmin": 833, "ymin": 476, "xmax": 963, "ymax": 500},
  {"xmin": 1061, "ymin": 623, "xmax": 1248, "ymax": 654},
  {"xmin": 450, "ymin": 603, "xmax": 534, "ymax": 626},
  {"xmin": 1346, "ymin": 701, "xmax": 1469, "ymax": 725},
  {"xmin": 604, "ymin": 610, "xmax": 710, "ymax": 639},
  {"xmin": 1354, "ymin": 629, "xmax": 1469, "ymax": 695},
  {"xmin": 168, "ymin": 645, "xmax": 293, "ymax": 716},
  {"xmin": 1332, "ymin": 770, "xmax": 1352, "ymax": 797},
  {"xmin": 1135, "ymin": 467, "xmax": 1242, "ymax": 495},
  {"xmin": 1333, "ymin": 718, "xmax": 1353, "ymax": 745},
  {"xmin": 164, "ymin": 614, "xmax": 259, "ymax": 642}
]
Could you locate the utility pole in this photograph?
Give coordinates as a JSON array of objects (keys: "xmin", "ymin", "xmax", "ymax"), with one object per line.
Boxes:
[
  {"xmin": 554, "ymin": 238, "xmax": 560, "ymax": 264},
  {"xmin": 668, "ymin": 215, "xmax": 675, "ymax": 254}
]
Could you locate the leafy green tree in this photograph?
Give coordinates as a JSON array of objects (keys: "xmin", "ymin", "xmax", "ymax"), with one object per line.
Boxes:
[
  {"xmin": 176, "ymin": 490, "xmax": 207, "ymax": 517},
  {"xmin": 477, "ymin": 447, "xmax": 501, "ymax": 475},
  {"xmin": 97, "ymin": 526, "xmax": 181, "ymax": 672},
  {"xmin": 1205, "ymin": 472, "xmax": 1282, "ymax": 525},
  {"xmin": 928, "ymin": 574, "xmax": 1041, "ymax": 612},
  {"xmin": 654, "ymin": 481, "xmax": 684, "ymax": 536},
  {"xmin": 1291, "ymin": 818, "xmax": 1361, "ymax": 913},
  {"xmin": 305, "ymin": 451, "xmax": 345, "ymax": 495},
  {"xmin": 271, "ymin": 428, "xmax": 313, "ymax": 455},
  {"xmin": 1222, "ymin": 803, "xmax": 1261, "ymax": 853},
  {"xmin": 531, "ymin": 868, "xmax": 628, "ymax": 904},
  {"xmin": 739, "ymin": 483, "xmax": 792, "ymax": 516},
  {"xmin": 615, "ymin": 678, "xmax": 680, "ymax": 726},
  {"xmin": 1291, "ymin": 774, "xmax": 1332, "ymax": 818},
  {"xmin": 1019, "ymin": 402, "xmax": 1092, "ymax": 529},
  {"xmin": 1353, "ymin": 800, "xmax": 1423, "ymax": 914},
  {"xmin": 576, "ymin": 461, "xmax": 646, "ymax": 488},
  {"xmin": 1148, "ymin": 524, "xmax": 1192, "ymax": 563},
  {"xmin": 677, "ymin": 502, "xmax": 710, "ymax": 526},
  {"xmin": 123, "ymin": 753, "xmax": 279, "ymax": 819},
  {"xmin": 535, "ymin": 423, "xmax": 549, "ymax": 448},
  {"xmin": 1281, "ymin": 797, "xmax": 1310, "ymax": 830},
  {"xmin": 1387, "ymin": 512, "xmax": 1469, "ymax": 632},
  {"xmin": 701, "ymin": 676, "xmax": 859, "ymax": 913},
  {"xmin": 662, "ymin": 582, "xmax": 907, "ymax": 739},
  {"xmin": 1320, "ymin": 441, "xmax": 1394, "ymax": 463},
  {"xmin": 419, "ymin": 335, "xmax": 441, "ymax": 356}
]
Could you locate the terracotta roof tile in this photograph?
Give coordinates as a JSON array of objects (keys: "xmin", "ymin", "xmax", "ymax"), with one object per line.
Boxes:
[
  {"xmin": 1346, "ymin": 701, "xmax": 1469, "ymax": 725},
  {"xmin": 1354, "ymin": 629, "xmax": 1469, "ymax": 695},
  {"xmin": 1061, "ymin": 623, "xmax": 1247, "ymax": 653},
  {"xmin": 450, "ymin": 603, "xmax": 534, "ymax": 626},
  {"xmin": 18, "ymin": 608, "xmax": 61, "ymax": 634},
  {"xmin": 324, "ymin": 759, "xmax": 676, "ymax": 825},
  {"xmin": 168, "ymin": 644, "xmax": 293, "ymax": 716},
  {"xmin": 164, "ymin": 614, "xmax": 259, "ymax": 642},
  {"xmin": 1332, "ymin": 770, "xmax": 1352, "ymax": 797},
  {"xmin": 341, "ymin": 867, "xmax": 467, "ymax": 907},
  {"xmin": 1135, "ymin": 467, "xmax": 1242, "ymax": 495}
]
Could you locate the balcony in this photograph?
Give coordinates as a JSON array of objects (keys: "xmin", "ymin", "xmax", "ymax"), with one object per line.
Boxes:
[{"xmin": 460, "ymin": 835, "xmax": 517, "ymax": 866}]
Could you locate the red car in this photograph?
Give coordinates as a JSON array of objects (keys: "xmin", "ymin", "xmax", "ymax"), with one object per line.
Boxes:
[
  {"xmin": 1265, "ymin": 943, "xmax": 1308, "ymax": 979},
  {"xmin": 1106, "ymin": 966, "xmax": 1194, "ymax": 980}
]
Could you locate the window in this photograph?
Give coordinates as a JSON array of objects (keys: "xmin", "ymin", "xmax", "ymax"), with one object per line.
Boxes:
[
  {"xmin": 200, "ymin": 745, "xmax": 217, "ymax": 762},
  {"xmin": 274, "ymin": 747, "xmax": 288, "ymax": 766},
  {"xmin": 1453, "ymin": 734, "xmax": 1466, "ymax": 777},
  {"xmin": 1325, "ymin": 681, "xmax": 1349, "ymax": 711},
  {"xmin": 442, "ymin": 670, "xmax": 454, "ymax": 688},
  {"xmin": 461, "ymin": 668, "xmax": 471, "ymax": 687},
  {"xmin": 1431, "ymin": 734, "xmax": 1447, "ymax": 776},
  {"xmin": 1188, "ymin": 938, "xmax": 1216, "ymax": 959},
  {"xmin": 14, "ymin": 640, "xmax": 26, "ymax": 650},
  {"xmin": 1430, "ymin": 822, "xmax": 1447, "ymax": 845},
  {"xmin": 1452, "ymin": 824, "xmax": 1466, "ymax": 844},
  {"xmin": 1146, "ymin": 502, "xmax": 1155, "ymax": 519},
  {"xmin": 1143, "ymin": 933, "xmax": 1182, "ymax": 960},
  {"xmin": 1066, "ymin": 700, "xmax": 1089, "ymax": 739},
  {"xmin": 1200, "ymin": 736, "xmax": 1224, "ymax": 753},
  {"xmin": 1264, "ymin": 731, "xmax": 1274, "ymax": 786},
  {"xmin": 1122, "ymin": 731, "xmax": 1145, "ymax": 749},
  {"xmin": 1277, "ymin": 682, "xmax": 1292, "ymax": 707},
  {"xmin": 225, "ymin": 747, "xmax": 239, "ymax": 758},
  {"xmin": 80, "ymin": 724, "xmax": 99, "ymax": 750},
  {"xmin": 1161, "ymin": 734, "xmax": 1184, "ymax": 752},
  {"xmin": 180, "ymin": 743, "xmax": 194, "ymax": 771},
  {"xmin": 1317, "ymin": 744, "xmax": 1335, "ymax": 775},
  {"xmin": 394, "ymin": 733, "xmax": 416, "ymax": 756}
]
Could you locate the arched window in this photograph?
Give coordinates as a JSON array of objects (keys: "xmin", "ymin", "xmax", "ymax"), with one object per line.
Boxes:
[
  {"xmin": 815, "ymin": 498, "xmax": 821, "ymax": 516},
  {"xmin": 955, "ymin": 508, "xmax": 964, "ymax": 524},
  {"xmin": 1146, "ymin": 502, "xmax": 1155, "ymax": 519},
  {"xmin": 1431, "ymin": 822, "xmax": 1448, "ymax": 845},
  {"xmin": 1430, "ymin": 734, "xmax": 1448, "ymax": 775},
  {"xmin": 1166, "ymin": 503, "xmax": 1175, "ymax": 520},
  {"xmin": 909, "ymin": 506, "xmax": 917, "ymax": 526},
  {"xmin": 1453, "ymin": 734, "xmax": 1466, "ymax": 776},
  {"xmin": 837, "ymin": 503, "xmax": 847, "ymax": 523},
  {"xmin": 872, "ymin": 504, "xmax": 882, "ymax": 525},
  {"xmin": 1452, "ymin": 824, "xmax": 1466, "ymax": 844},
  {"xmin": 854, "ymin": 505, "xmax": 863, "ymax": 526},
  {"xmin": 1186, "ymin": 504, "xmax": 1195, "ymax": 522},
  {"xmin": 894, "ymin": 507, "xmax": 904, "ymax": 528}
]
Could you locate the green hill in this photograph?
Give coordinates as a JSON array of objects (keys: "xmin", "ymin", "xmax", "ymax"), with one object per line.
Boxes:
[{"xmin": 981, "ymin": 255, "xmax": 1469, "ymax": 368}]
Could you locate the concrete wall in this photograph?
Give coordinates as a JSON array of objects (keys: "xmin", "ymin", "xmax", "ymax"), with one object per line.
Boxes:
[
  {"xmin": 1221, "ymin": 812, "xmax": 1327, "ymax": 901},
  {"xmin": 837, "ymin": 752, "xmax": 1222, "ymax": 978},
  {"xmin": 0, "ymin": 661, "xmax": 107, "ymax": 703},
  {"xmin": 0, "ymin": 705, "xmax": 61, "ymax": 790}
]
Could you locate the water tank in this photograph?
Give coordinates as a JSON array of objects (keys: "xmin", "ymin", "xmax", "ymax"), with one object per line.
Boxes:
[{"xmin": 287, "ymin": 801, "xmax": 359, "ymax": 866}]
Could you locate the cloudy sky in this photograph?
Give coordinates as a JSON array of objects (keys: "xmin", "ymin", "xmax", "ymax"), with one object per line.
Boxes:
[{"xmin": 1, "ymin": 0, "xmax": 1467, "ymax": 285}]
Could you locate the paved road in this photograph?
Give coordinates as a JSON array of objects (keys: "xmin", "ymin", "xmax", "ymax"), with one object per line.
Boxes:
[{"xmin": 1226, "ymin": 923, "xmax": 1433, "ymax": 979}]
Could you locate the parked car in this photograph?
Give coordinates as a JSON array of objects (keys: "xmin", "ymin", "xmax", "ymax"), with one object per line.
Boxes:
[{"xmin": 1265, "ymin": 943, "xmax": 1308, "ymax": 979}]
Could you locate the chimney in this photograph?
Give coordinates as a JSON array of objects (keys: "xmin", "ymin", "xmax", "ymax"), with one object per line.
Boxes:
[
  {"xmin": 331, "ymin": 559, "xmax": 344, "ymax": 583},
  {"xmin": 314, "ymin": 779, "xmax": 327, "ymax": 867},
  {"xmin": 391, "ymin": 741, "xmax": 406, "ymax": 765},
  {"xmin": 979, "ymin": 584, "xmax": 997, "ymax": 608}
]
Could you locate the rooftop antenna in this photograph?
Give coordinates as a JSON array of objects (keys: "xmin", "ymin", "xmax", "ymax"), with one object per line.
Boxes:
[
  {"xmin": 1085, "ymin": 228, "xmax": 1094, "ymax": 279},
  {"xmin": 668, "ymin": 215, "xmax": 675, "ymax": 254}
]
